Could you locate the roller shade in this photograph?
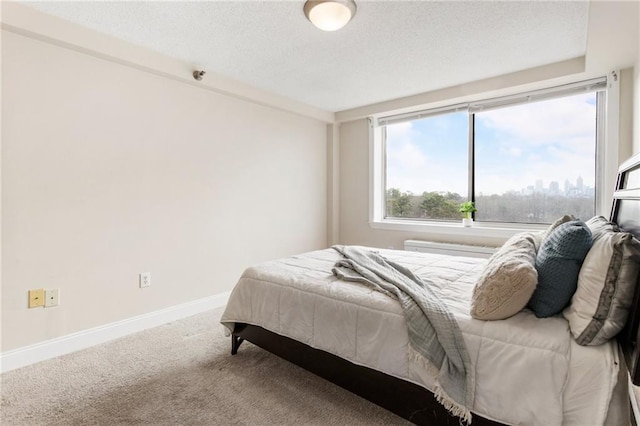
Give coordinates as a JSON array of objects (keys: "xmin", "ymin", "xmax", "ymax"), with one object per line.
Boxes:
[{"xmin": 375, "ymin": 77, "xmax": 607, "ymax": 126}]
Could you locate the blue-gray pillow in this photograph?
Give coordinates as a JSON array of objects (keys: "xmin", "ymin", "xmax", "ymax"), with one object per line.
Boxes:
[{"xmin": 528, "ymin": 220, "xmax": 593, "ymax": 318}]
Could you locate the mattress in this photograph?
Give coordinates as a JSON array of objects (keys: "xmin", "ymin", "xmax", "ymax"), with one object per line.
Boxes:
[{"xmin": 221, "ymin": 247, "xmax": 622, "ymax": 425}]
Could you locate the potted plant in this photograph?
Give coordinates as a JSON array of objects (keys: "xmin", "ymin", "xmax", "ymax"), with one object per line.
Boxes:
[{"xmin": 459, "ymin": 201, "xmax": 477, "ymax": 227}]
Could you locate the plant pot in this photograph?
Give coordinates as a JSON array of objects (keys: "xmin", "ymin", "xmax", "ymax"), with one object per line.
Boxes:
[{"xmin": 462, "ymin": 218, "xmax": 473, "ymax": 227}]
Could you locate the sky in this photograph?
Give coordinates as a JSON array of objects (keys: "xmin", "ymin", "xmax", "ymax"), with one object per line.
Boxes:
[{"xmin": 385, "ymin": 92, "xmax": 597, "ymax": 197}]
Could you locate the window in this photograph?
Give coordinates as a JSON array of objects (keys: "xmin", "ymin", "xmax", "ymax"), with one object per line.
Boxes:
[
  {"xmin": 375, "ymin": 79, "xmax": 606, "ymax": 227},
  {"xmin": 385, "ymin": 111, "xmax": 468, "ymax": 220}
]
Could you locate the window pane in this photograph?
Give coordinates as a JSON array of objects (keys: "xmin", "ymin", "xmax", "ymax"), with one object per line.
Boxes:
[
  {"xmin": 385, "ymin": 112, "xmax": 468, "ymax": 220},
  {"xmin": 474, "ymin": 92, "xmax": 597, "ymax": 223}
]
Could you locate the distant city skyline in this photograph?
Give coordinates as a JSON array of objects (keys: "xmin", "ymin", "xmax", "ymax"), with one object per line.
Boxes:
[{"xmin": 496, "ymin": 176, "xmax": 595, "ymax": 198}]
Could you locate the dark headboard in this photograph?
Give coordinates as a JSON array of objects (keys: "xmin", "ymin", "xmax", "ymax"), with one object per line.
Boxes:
[{"xmin": 611, "ymin": 152, "xmax": 640, "ymax": 385}]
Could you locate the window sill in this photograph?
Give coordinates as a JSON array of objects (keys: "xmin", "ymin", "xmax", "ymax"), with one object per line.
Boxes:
[{"xmin": 369, "ymin": 219, "xmax": 546, "ymax": 239}]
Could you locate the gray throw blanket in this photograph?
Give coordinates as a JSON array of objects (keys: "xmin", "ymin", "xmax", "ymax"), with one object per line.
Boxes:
[{"xmin": 331, "ymin": 245, "xmax": 474, "ymax": 423}]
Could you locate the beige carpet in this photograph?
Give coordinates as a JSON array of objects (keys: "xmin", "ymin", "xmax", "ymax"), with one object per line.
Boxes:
[{"xmin": 1, "ymin": 307, "xmax": 410, "ymax": 425}]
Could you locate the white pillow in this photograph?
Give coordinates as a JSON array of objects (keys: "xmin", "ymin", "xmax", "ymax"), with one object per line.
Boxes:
[
  {"xmin": 563, "ymin": 217, "xmax": 640, "ymax": 345},
  {"xmin": 471, "ymin": 232, "xmax": 538, "ymax": 320}
]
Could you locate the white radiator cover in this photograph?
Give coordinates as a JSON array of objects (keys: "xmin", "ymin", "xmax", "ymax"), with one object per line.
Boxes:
[{"xmin": 403, "ymin": 240, "xmax": 496, "ymax": 259}]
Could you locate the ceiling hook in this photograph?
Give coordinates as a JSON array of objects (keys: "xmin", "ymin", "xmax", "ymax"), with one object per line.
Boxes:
[{"xmin": 193, "ymin": 70, "xmax": 206, "ymax": 81}]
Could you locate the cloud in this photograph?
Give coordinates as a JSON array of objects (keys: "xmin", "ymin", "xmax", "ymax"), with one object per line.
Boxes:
[
  {"xmin": 507, "ymin": 147, "xmax": 522, "ymax": 157},
  {"xmin": 385, "ymin": 120, "xmax": 468, "ymax": 195},
  {"xmin": 473, "ymin": 92, "xmax": 597, "ymax": 194},
  {"xmin": 386, "ymin": 123, "xmax": 428, "ymax": 170},
  {"xmin": 476, "ymin": 92, "xmax": 596, "ymax": 149}
]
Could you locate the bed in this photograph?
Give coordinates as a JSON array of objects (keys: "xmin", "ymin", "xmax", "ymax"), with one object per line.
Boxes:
[{"xmin": 220, "ymin": 152, "xmax": 640, "ymax": 425}]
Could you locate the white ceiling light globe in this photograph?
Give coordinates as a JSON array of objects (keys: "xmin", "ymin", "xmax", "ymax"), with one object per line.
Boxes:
[{"xmin": 304, "ymin": 1, "xmax": 357, "ymax": 32}]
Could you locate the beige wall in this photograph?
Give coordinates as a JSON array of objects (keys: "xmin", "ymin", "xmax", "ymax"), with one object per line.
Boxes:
[
  {"xmin": 337, "ymin": 1, "xmax": 639, "ymax": 251},
  {"xmin": 1, "ymin": 30, "xmax": 327, "ymax": 351},
  {"xmin": 620, "ymin": 68, "xmax": 635, "ymax": 163}
]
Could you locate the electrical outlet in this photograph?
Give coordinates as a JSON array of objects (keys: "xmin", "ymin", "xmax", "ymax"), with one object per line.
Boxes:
[
  {"xmin": 45, "ymin": 288, "xmax": 60, "ymax": 307},
  {"xmin": 139, "ymin": 272, "xmax": 151, "ymax": 288},
  {"xmin": 28, "ymin": 289, "xmax": 45, "ymax": 308}
]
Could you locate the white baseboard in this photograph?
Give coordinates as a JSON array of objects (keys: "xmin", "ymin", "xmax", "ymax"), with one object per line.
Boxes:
[{"xmin": 0, "ymin": 292, "xmax": 230, "ymax": 373}]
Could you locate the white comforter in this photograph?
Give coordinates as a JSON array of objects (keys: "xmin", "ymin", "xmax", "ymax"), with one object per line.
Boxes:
[{"xmin": 221, "ymin": 247, "xmax": 620, "ymax": 425}]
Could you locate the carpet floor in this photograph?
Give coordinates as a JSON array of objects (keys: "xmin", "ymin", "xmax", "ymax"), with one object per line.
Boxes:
[{"xmin": 1, "ymin": 307, "xmax": 410, "ymax": 425}]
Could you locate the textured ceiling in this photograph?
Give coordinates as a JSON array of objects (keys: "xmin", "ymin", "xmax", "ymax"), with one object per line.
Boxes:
[{"xmin": 23, "ymin": 1, "xmax": 589, "ymax": 112}]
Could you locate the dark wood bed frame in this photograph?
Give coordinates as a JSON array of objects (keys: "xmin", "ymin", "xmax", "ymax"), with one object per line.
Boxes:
[
  {"xmin": 231, "ymin": 152, "xmax": 640, "ymax": 426},
  {"xmin": 613, "ymin": 153, "xmax": 640, "ymax": 386}
]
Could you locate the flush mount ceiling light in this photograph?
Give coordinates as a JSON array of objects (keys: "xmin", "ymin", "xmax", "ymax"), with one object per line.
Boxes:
[{"xmin": 303, "ymin": 0, "xmax": 357, "ymax": 31}]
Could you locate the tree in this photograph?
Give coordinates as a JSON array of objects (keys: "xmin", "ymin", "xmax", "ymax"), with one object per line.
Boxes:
[
  {"xmin": 420, "ymin": 191, "xmax": 460, "ymax": 219},
  {"xmin": 386, "ymin": 188, "xmax": 414, "ymax": 217}
]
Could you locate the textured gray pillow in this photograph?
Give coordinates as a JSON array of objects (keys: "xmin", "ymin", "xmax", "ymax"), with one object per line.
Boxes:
[
  {"xmin": 530, "ymin": 214, "xmax": 576, "ymax": 252},
  {"xmin": 563, "ymin": 224, "xmax": 640, "ymax": 345},
  {"xmin": 528, "ymin": 220, "xmax": 593, "ymax": 318},
  {"xmin": 471, "ymin": 232, "xmax": 538, "ymax": 320},
  {"xmin": 543, "ymin": 214, "xmax": 576, "ymax": 239}
]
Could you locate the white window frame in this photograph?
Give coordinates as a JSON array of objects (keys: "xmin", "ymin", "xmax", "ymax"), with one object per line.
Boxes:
[{"xmin": 369, "ymin": 76, "xmax": 619, "ymax": 239}]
